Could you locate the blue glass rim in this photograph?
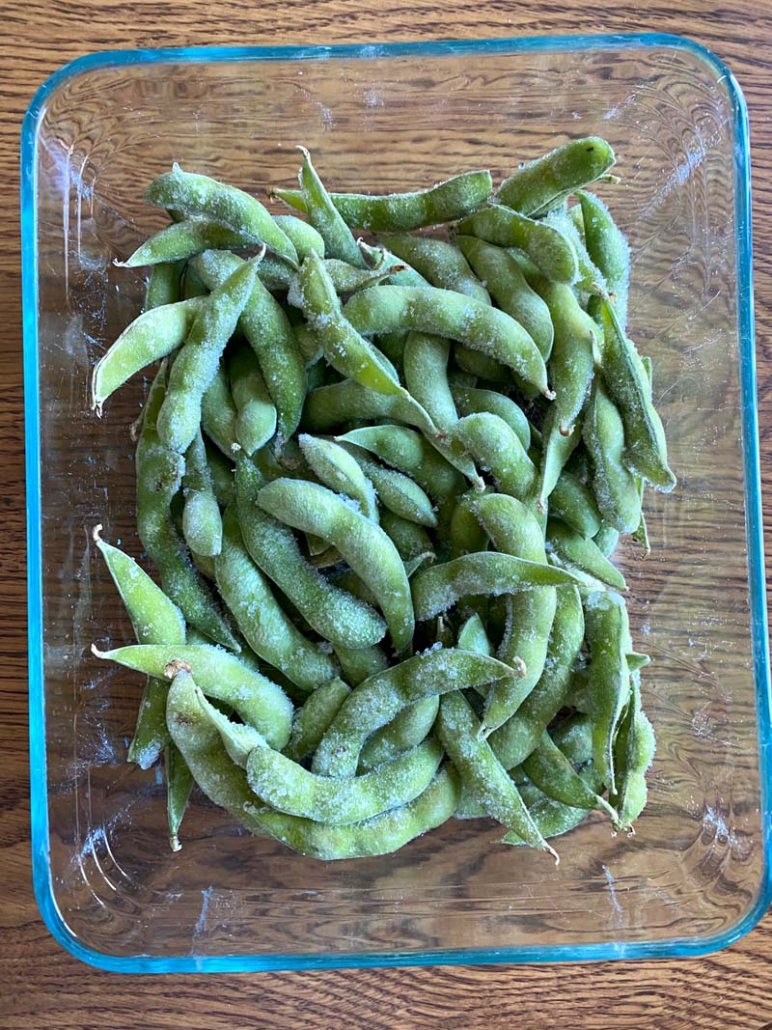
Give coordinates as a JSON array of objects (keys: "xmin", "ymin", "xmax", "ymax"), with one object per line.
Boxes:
[{"xmin": 20, "ymin": 31, "xmax": 769, "ymax": 974}]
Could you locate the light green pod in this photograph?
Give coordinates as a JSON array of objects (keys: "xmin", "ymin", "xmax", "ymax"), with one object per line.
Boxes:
[
  {"xmin": 295, "ymin": 147, "xmax": 365, "ymax": 267},
  {"xmin": 489, "ymin": 585, "xmax": 585, "ymax": 770},
  {"xmin": 93, "ymin": 642, "xmax": 292, "ymax": 749},
  {"xmin": 288, "ymin": 251, "xmax": 402, "ymax": 396},
  {"xmin": 182, "ymin": 429, "xmax": 223, "ymax": 558},
  {"xmin": 457, "ymin": 205, "xmax": 579, "ymax": 284},
  {"xmin": 594, "ymin": 523, "xmax": 621, "ymax": 559},
  {"xmin": 256, "ymin": 478, "xmax": 415, "ymax": 653},
  {"xmin": 283, "ymin": 677, "xmax": 352, "ymax": 763},
  {"xmin": 449, "ymin": 490, "xmax": 491, "ymax": 559},
  {"xmin": 333, "ymin": 643, "xmax": 389, "ymax": 687},
  {"xmin": 336, "ymin": 424, "xmax": 464, "ymax": 501},
  {"xmin": 95, "ymin": 528, "xmax": 186, "ymax": 770},
  {"xmin": 548, "ymin": 467, "xmax": 604, "ymax": 539},
  {"xmin": 546, "ymin": 519, "xmax": 627, "ymax": 591},
  {"xmin": 204, "ymin": 437, "xmax": 235, "ymax": 507},
  {"xmin": 456, "ymin": 236, "xmax": 554, "ymax": 359},
  {"xmin": 246, "ymin": 738, "xmax": 443, "ymax": 825},
  {"xmin": 449, "ymin": 382, "xmax": 530, "ymax": 451},
  {"xmin": 358, "ymin": 240, "xmax": 430, "ymax": 288},
  {"xmin": 578, "ymin": 190, "xmax": 630, "ymax": 330},
  {"xmin": 192, "ymin": 249, "xmax": 307, "ymax": 439},
  {"xmin": 157, "ymin": 256, "xmax": 261, "ymax": 455},
  {"xmin": 136, "ymin": 367, "xmax": 239, "ymax": 651},
  {"xmin": 91, "ymin": 298, "xmax": 201, "ymax": 413},
  {"xmin": 454, "ymin": 412, "xmax": 538, "ymax": 501},
  {"xmin": 229, "ymin": 345, "xmax": 278, "ymax": 456},
  {"xmin": 343, "ymin": 286, "xmax": 551, "ymax": 397},
  {"xmin": 165, "ymin": 741, "xmax": 194, "ymax": 852},
  {"xmin": 382, "ymin": 235, "xmax": 491, "ymax": 305},
  {"xmin": 235, "ymin": 456, "xmax": 386, "ymax": 648},
  {"xmin": 582, "ymin": 589, "xmax": 633, "ymax": 794},
  {"xmin": 215, "ymin": 505, "xmax": 339, "ymax": 691},
  {"xmin": 201, "ymin": 361, "xmax": 240, "ymax": 458},
  {"xmin": 379, "ymin": 511, "xmax": 435, "ymax": 564},
  {"xmin": 342, "ymin": 446, "xmax": 437, "ymax": 527},
  {"xmin": 193, "ymin": 685, "xmax": 267, "ymax": 767},
  {"xmin": 274, "ymin": 169, "xmax": 493, "ymax": 232},
  {"xmin": 403, "ymin": 332, "xmax": 459, "ymax": 433},
  {"xmin": 301, "ymin": 379, "xmax": 438, "ymax": 437},
  {"xmin": 120, "ymin": 219, "xmax": 255, "ymax": 267},
  {"xmin": 496, "ymin": 136, "xmax": 616, "ymax": 215},
  {"xmin": 583, "ymin": 376, "xmax": 643, "ymax": 535},
  {"xmin": 144, "ymin": 165, "xmax": 298, "ymax": 266},
  {"xmin": 357, "ymin": 696, "xmax": 440, "ymax": 772},
  {"xmin": 145, "ymin": 260, "xmax": 184, "ymax": 309},
  {"xmin": 411, "ymin": 551, "xmax": 580, "ymax": 622},
  {"xmin": 298, "ymin": 434, "xmax": 379, "ymax": 520},
  {"xmin": 612, "ymin": 672, "xmax": 656, "ymax": 827},
  {"xmin": 457, "ymin": 612, "xmax": 493, "ymax": 656},
  {"xmin": 597, "ymin": 302, "xmax": 676, "ymax": 493},
  {"xmin": 437, "ymin": 690, "xmax": 557, "ymax": 858},
  {"xmin": 312, "ymin": 648, "xmax": 521, "ymax": 777},
  {"xmin": 272, "ymin": 213, "xmax": 326, "ymax": 258}
]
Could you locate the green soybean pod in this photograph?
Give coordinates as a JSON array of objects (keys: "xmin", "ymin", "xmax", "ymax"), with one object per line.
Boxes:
[
  {"xmin": 229, "ymin": 345, "xmax": 278, "ymax": 457},
  {"xmin": 333, "ymin": 643, "xmax": 390, "ymax": 687},
  {"xmin": 583, "ymin": 589, "xmax": 633, "ymax": 795},
  {"xmin": 358, "ymin": 240, "xmax": 430, "ymax": 288},
  {"xmin": 488, "ymin": 585, "xmax": 585, "ymax": 771},
  {"xmin": 301, "ymin": 379, "xmax": 438, "ymax": 437},
  {"xmin": 275, "ymin": 169, "xmax": 493, "ymax": 232},
  {"xmin": 312, "ymin": 648, "xmax": 520, "ymax": 778},
  {"xmin": 298, "ymin": 434, "xmax": 379, "ymax": 520},
  {"xmin": 94, "ymin": 528, "xmax": 186, "ymax": 770},
  {"xmin": 192, "ymin": 685, "xmax": 267, "ymax": 768},
  {"xmin": 583, "ymin": 376, "xmax": 642, "ymax": 535},
  {"xmin": 166, "ymin": 741, "xmax": 194, "ymax": 852},
  {"xmin": 457, "ymin": 205, "xmax": 579, "ymax": 285},
  {"xmin": 536, "ymin": 408, "xmax": 582, "ymax": 511},
  {"xmin": 471, "ymin": 494, "xmax": 558, "ymax": 734},
  {"xmin": 157, "ymin": 256, "xmax": 262, "ymax": 455},
  {"xmin": 244, "ymin": 766, "xmax": 460, "ymax": 860},
  {"xmin": 457, "ymin": 612, "xmax": 493, "ymax": 657},
  {"xmin": 324, "ymin": 258, "xmax": 410, "ymax": 293},
  {"xmin": 357, "ymin": 696, "xmax": 440, "ymax": 773},
  {"xmin": 343, "ymin": 286, "xmax": 552, "ymax": 398},
  {"xmin": 94, "ymin": 643, "xmax": 293, "ymax": 749},
  {"xmin": 120, "ymin": 219, "xmax": 256, "ymax": 267},
  {"xmin": 256, "ymin": 478, "xmax": 415, "ymax": 654},
  {"xmin": 295, "ymin": 147, "xmax": 365, "ymax": 267},
  {"xmin": 144, "ymin": 165, "xmax": 298, "ymax": 266},
  {"xmin": 91, "ymin": 298, "xmax": 201, "ymax": 413},
  {"xmin": 456, "ymin": 236, "xmax": 554, "ymax": 359},
  {"xmin": 288, "ymin": 251, "xmax": 402, "ymax": 396},
  {"xmin": 246, "ymin": 738, "xmax": 444, "ymax": 825},
  {"xmin": 272, "ymin": 213, "xmax": 326, "ymax": 259},
  {"xmin": 496, "ymin": 136, "xmax": 616, "ymax": 215},
  {"xmin": 597, "ymin": 301, "xmax": 676, "ymax": 492},
  {"xmin": 578, "ymin": 190, "xmax": 630, "ymax": 330},
  {"xmin": 201, "ymin": 360, "xmax": 240, "ymax": 458},
  {"xmin": 136, "ymin": 367, "xmax": 240, "ymax": 652},
  {"xmin": 449, "ymin": 382, "xmax": 530, "ymax": 452},
  {"xmin": 521, "ymin": 730, "xmax": 622, "ymax": 828},
  {"xmin": 411, "ymin": 552, "xmax": 580, "ymax": 622},
  {"xmin": 380, "ymin": 512, "xmax": 435, "ymax": 564},
  {"xmin": 612, "ymin": 673, "xmax": 656, "ymax": 828},
  {"xmin": 204, "ymin": 437, "xmax": 235, "ymax": 507},
  {"xmin": 182, "ymin": 429, "xmax": 223, "ymax": 558},
  {"xmin": 437, "ymin": 690, "xmax": 558, "ymax": 860},
  {"xmin": 192, "ymin": 249, "xmax": 307, "ymax": 440},
  {"xmin": 449, "ymin": 490, "xmax": 491, "ymax": 559},
  {"xmin": 594, "ymin": 523, "xmax": 621, "ymax": 559},
  {"xmin": 453, "ymin": 346, "xmax": 511, "ymax": 384},
  {"xmin": 548, "ymin": 467, "xmax": 604, "ymax": 539},
  {"xmin": 235, "ymin": 456, "xmax": 386, "ymax": 649},
  {"xmin": 215, "ymin": 504, "xmax": 339, "ymax": 691},
  {"xmin": 546, "ymin": 519, "xmax": 627, "ymax": 591},
  {"xmin": 403, "ymin": 332, "xmax": 459, "ymax": 434},
  {"xmin": 344, "ymin": 448, "xmax": 438, "ymax": 528},
  {"xmin": 283, "ymin": 678, "xmax": 352, "ymax": 764},
  {"xmin": 336, "ymin": 424, "xmax": 464, "ymax": 501},
  {"xmin": 145, "ymin": 260, "xmax": 185, "ymax": 309},
  {"xmin": 454, "ymin": 412, "xmax": 538, "ymax": 501},
  {"xmin": 382, "ymin": 235, "xmax": 491, "ymax": 306}
]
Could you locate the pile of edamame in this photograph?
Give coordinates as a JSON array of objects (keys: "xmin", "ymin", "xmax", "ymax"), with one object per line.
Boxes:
[{"xmin": 91, "ymin": 137, "xmax": 669, "ymax": 861}]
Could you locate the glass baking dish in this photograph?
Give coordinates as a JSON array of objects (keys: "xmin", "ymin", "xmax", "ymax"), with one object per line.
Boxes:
[{"xmin": 21, "ymin": 32, "xmax": 769, "ymax": 972}]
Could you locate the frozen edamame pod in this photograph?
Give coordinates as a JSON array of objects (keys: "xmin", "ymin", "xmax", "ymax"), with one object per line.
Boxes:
[{"xmin": 496, "ymin": 136, "xmax": 615, "ymax": 215}]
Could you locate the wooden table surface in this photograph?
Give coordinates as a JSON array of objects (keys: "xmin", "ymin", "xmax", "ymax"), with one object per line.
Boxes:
[{"xmin": 2, "ymin": 2, "xmax": 772, "ymax": 1027}]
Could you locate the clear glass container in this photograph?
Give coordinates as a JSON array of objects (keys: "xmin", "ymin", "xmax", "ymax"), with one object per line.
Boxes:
[{"xmin": 21, "ymin": 33, "xmax": 769, "ymax": 972}]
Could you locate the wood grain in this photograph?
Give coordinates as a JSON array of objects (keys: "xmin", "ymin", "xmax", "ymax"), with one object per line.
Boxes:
[{"xmin": 2, "ymin": 1, "xmax": 772, "ymax": 1027}]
